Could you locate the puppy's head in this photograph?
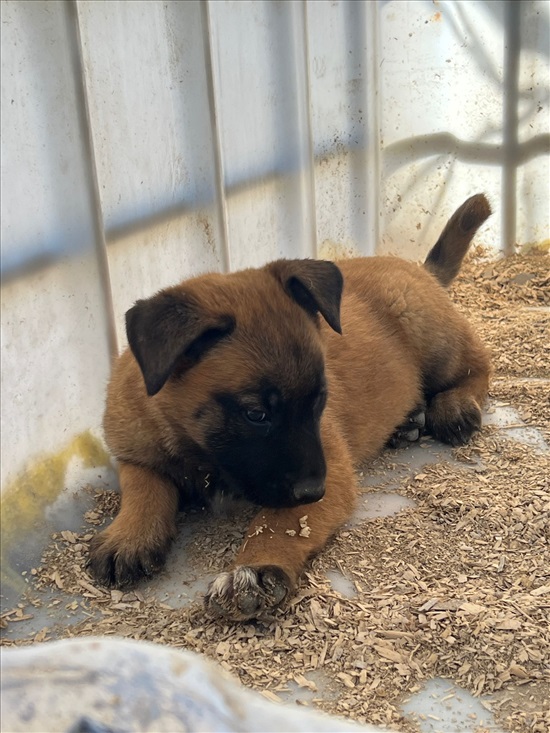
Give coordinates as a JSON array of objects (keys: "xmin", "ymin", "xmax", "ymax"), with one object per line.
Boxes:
[{"xmin": 125, "ymin": 259, "xmax": 343, "ymax": 508}]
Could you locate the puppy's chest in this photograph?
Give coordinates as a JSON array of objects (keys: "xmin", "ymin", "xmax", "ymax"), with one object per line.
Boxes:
[{"xmin": 160, "ymin": 452, "xmax": 247, "ymax": 512}]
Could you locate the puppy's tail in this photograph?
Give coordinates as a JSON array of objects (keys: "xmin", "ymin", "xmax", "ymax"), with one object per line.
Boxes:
[{"xmin": 424, "ymin": 193, "xmax": 492, "ymax": 287}]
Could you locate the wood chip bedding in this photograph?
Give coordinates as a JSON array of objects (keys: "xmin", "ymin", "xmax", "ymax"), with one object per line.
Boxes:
[{"xmin": 2, "ymin": 249, "xmax": 549, "ymax": 733}]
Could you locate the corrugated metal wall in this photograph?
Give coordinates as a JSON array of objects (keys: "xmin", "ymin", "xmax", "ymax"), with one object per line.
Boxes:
[{"xmin": 1, "ymin": 0, "xmax": 549, "ymax": 496}]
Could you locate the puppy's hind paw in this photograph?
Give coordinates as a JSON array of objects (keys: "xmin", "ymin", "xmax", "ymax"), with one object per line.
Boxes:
[
  {"xmin": 205, "ymin": 565, "xmax": 291, "ymax": 621},
  {"xmin": 427, "ymin": 393, "xmax": 481, "ymax": 447},
  {"xmin": 387, "ymin": 403, "xmax": 426, "ymax": 449}
]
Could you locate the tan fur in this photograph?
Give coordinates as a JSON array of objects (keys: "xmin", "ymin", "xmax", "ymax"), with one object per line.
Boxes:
[{"xmin": 88, "ymin": 196, "xmax": 492, "ymax": 620}]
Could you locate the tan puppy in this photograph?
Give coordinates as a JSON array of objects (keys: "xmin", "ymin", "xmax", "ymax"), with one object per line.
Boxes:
[{"xmin": 88, "ymin": 194, "xmax": 492, "ymax": 620}]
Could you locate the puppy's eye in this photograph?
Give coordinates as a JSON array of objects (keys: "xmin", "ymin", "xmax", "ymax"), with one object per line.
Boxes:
[{"xmin": 244, "ymin": 409, "xmax": 268, "ymax": 424}]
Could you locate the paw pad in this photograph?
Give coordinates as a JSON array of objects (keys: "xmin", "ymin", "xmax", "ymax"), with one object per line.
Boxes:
[{"xmin": 205, "ymin": 565, "xmax": 291, "ymax": 621}]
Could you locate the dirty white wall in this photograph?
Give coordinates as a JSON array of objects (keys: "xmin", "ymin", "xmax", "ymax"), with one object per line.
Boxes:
[{"xmin": 1, "ymin": 0, "xmax": 549, "ymax": 496}]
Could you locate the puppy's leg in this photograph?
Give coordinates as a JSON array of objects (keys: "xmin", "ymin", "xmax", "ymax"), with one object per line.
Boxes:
[
  {"xmin": 426, "ymin": 334, "xmax": 491, "ymax": 447},
  {"xmin": 205, "ymin": 422, "xmax": 356, "ymax": 620},
  {"xmin": 88, "ymin": 462, "xmax": 178, "ymax": 588}
]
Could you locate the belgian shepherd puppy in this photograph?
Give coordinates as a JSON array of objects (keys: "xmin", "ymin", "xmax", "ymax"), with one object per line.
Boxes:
[{"xmin": 88, "ymin": 194, "xmax": 492, "ymax": 620}]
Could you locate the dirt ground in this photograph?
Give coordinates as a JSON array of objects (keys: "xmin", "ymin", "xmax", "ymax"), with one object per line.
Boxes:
[{"xmin": 2, "ymin": 248, "xmax": 549, "ymax": 732}]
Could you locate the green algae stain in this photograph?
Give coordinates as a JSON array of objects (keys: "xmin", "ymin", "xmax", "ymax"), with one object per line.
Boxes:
[
  {"xmin": 0, "ymin": 432, "xmax": 111, "ymax": 592},
  {"xmin": 519, "ymin": 238, "xmax": 550, "ymax": 254}
]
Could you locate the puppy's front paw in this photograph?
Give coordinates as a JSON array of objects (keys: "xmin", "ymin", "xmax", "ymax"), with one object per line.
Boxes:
[
  {"xmin": 205, "ymin": 565, "xmax": 291, "ymax": 620},
  {"xmin": 88, "ymin": 524, "xmax": 174, "ymax": 589}
]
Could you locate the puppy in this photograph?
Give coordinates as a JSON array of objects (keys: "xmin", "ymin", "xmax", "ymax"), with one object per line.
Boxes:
[{"xmin": 88, "ymin": 194, "xmax": 492, "ymax": 620}]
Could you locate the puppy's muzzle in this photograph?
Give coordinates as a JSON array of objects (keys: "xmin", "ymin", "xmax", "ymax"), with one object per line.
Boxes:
[{"xmin": 292, "ymin": 477, "xmax": 325, "ymax": 504}]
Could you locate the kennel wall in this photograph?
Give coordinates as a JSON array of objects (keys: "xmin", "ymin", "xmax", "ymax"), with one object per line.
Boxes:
[{"xmin": 1, "ymin": 0, "xmax": 549, "ymax": 518}]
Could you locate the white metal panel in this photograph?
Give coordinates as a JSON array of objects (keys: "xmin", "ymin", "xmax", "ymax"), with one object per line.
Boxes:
[
  {"xmin": 516, "ymin": 0, "xmax": 550, "ymax": 247},
  {"xmin": 1, "ymin": 0, "xmax": 549, "ymax": 497},
  {"xmin": 78, "ymin": 1, "xmax": 217, "ymax": 236},
  {"xmin": 0, "ymin": 259, "xmax": 113, "ymax": 489},
  {"xmin": 77, "ymin": 0, "xmax": 228, "ymax": 346},
  {"xmin": 208, "ymin": 0, "xmax": 317, "ymax": 269},
  {"xmin": 378, "ymin": 0, "xmax": 506, "ymax": 256},
  {"xmin": 307, "ymin": 0, "xmax": 380, "ymax": 258},
  {"xmin": 0, "ymin": 0, "xmax": 113, "ymax": 489},
  {"xmin": 377, "ymin": 0, "xmax": 550, "ymax": 257},
  {"xmin": 1, "ymin": 1, "xmax": 105, "ymax": 273}
]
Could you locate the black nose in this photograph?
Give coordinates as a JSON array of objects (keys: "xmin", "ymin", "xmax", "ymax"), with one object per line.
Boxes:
[{"xmin": 292, "ymin": 478, "xmax": 325, "ymax": 504}]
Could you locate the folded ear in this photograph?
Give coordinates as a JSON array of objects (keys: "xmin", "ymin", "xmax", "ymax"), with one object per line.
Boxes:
[
  {"xmin": 125, "ymin": 291, "xmax": 234, "ymax": 396},
  {"xmin": 267, "ymin": 259, "xmax": 344, "ymax": 334}
]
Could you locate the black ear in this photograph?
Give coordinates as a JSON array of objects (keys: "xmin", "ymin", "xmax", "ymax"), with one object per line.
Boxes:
[
  {"xmin": 268, "ymin": 259, "xmax": 344, "ymax": 334},
  {"xmin": 125, "ymin": 291, "xmax": 234, "ymax": 396}
]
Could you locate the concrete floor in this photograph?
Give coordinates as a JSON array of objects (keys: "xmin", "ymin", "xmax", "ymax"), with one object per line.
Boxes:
[{"xmin": 2, "ymin": 401, "xmax": 547, "ymax": 733}]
